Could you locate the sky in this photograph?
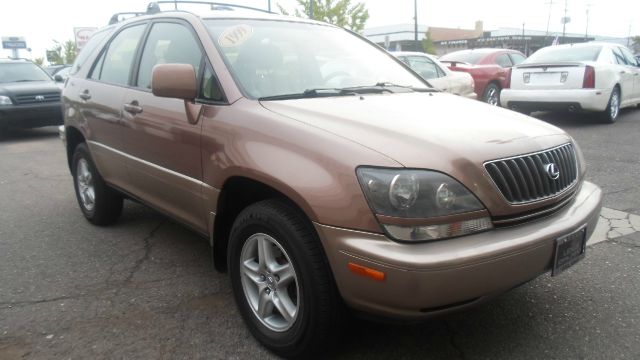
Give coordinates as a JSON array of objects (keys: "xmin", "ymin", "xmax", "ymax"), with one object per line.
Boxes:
[{"xmin": 1, "ymin": 0, "xmax": 637, "ymax": 61}]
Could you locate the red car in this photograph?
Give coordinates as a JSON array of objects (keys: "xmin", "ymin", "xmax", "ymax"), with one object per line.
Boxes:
[{"xmin": 440, "ymin": 48, "xmax": 526, "ymax": 106}]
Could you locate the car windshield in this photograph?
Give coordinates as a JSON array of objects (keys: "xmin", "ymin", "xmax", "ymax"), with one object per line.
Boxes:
[
  {"xmin": 525, "ymin": 45, "xmax": 603, "ymax": 63},
  {"xmin": 439, "ymin": 51, "xmax": 486, "ymax": 65},
  {"xmin": 0, "ymin": 63, "xmax": 52, "ymax": 83},
  {"xmin": 205, "ymin": 19, "xmax": 428, "ymax": 99}
]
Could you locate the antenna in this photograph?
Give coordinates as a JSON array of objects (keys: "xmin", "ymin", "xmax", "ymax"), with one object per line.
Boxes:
[{"xmin": 545, "ymin": 0, "xmax": 554, "ymax": 38}]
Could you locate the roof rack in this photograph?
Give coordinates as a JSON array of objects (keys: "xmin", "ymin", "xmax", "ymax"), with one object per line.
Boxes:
[
  {"xmin": 149, "ymin": 1, "xmax": 274, "ymax": 14},
  {"xmin": 107, "ymin": 1, "xmax": 275, "ymax": 25},
  {"xmin": 108, "ymin": 12, "xmax": 147, "ymax": 25}
]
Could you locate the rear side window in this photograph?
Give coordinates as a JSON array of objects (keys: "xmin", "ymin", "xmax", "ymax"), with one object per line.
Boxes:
[
  {"xmin": 509, "ymin": 53, "xmax": 526, "ymax": 65},
  {"xmin": 136, "ymin": 22, "xmax": 203, "ymax": 90},
  {"xmin": 406, "ymin": 56, "xmax": 443, "ymax": 80},
  {"xmin": 619, "ymin": 47, "xmax": 639, "ymax": 66},
  {"xmin": 495, "ymin": 54, "xmax": 513, "ymax": 68},
  {"xmin": 70, "ymin": 28, "xmax": 114, "ymax": 75},
  {"xmin": 94, "ymin": 24, "xmax": 146, "ymax": 86}
]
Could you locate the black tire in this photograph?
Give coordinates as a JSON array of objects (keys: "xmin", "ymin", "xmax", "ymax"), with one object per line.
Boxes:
[
  {"xmin": 600, "ymin": 87, "xmax": 620, "ymax": 123},
  {"xmin": 228, "ymin": 199, "xmax": 344, "ymax": 358},
  {"xmin": 72, "ymin": 143, "xmax": 123, "ymax": 225},
  {"xmin": 482, "ymin": 83, "xmax": 501, "ymax": 106}
]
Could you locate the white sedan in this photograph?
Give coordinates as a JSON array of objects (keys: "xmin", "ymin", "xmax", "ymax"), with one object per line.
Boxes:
[
  {"xmin": 501, "ymin": 42, "xmax": 640, "ymax": 123},
  {"xmin": 393, "ymin": 52, "xmax": 477, "ymax": 99}
]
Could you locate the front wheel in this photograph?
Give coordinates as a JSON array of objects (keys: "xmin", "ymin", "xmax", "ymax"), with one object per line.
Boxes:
[
  {"xmin": 600, "ymin": 87, "xmax": 620, "ymax": 123},
  {"xmin": 72, "ymin": 143, "xmax": 123, "ymax": 225},
  {"xmin": 228, "ymin": 199, "xmax": 344, "ymax": 358},
  {"xmin": 483, "ymin": 83, "xmax": 501, "ymax": 106}
]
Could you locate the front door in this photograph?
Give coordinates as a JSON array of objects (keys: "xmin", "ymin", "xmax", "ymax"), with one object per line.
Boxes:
[{"xmin": 120, "ymin": 20, "xmax": 207, "ymax": 231}]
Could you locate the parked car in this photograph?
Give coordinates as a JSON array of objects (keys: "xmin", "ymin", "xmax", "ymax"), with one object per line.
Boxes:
[
  {"xmin": 439, "ymin": 48, "xmax": 526, "ymax": 106},
  {"xmin": 44, "ymin": 64, "xmax": 71, "ymax": 76},
  {"xmin": 393, "ymin": 51, "xmax": 476, "ymax": 99},
  {"xmin": 60, "ymin": 3, "xmax": 602, "ymax": 358},
  {"xmin": 501, "ymin": 42, "xmax": 640, "ymax": 123},
  {"xmin": 0, "ymin": 58, "xmax": 63, "ymax": 136}
]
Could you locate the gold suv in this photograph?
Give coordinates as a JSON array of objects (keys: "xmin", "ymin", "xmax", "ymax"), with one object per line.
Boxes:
[{"xmin": 60, "ymin": 2, "xmax": 602, "ymax": 357}]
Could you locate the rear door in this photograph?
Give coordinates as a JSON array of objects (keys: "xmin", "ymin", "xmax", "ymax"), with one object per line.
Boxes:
[
  {"xmin": 618, "ymin": 46, "xmax": 640, "ymax": 102},
  {"xmin": 612, "ymin": 46, "xmax": 636, "ymax": 104},
  {"xmin": 76, "ymin": 23, "xmax": 147, "ymax": 189},
  {"xmin": 120, "ymin": 20, "xmax": 208, "ymax": 232}
]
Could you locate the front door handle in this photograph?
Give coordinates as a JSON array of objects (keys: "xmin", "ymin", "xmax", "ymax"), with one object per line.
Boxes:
[
  {"xmin": 78, "ymin": 90, "xmax": 91, "ymax": 101},
  {"xmin": 123, "ymin": 101, "xmax": 143, "ymax": 114}
]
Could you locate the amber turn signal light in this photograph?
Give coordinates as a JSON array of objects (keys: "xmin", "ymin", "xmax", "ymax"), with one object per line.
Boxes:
[{"xmin": 348, "ymin": 262, "xmax": 386, "ymax": 282}]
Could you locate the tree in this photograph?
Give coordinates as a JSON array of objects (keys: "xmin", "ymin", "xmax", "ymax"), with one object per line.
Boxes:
[
  {"xmin": 422, "ymin": 30, "xmax": 436, "ymax": 54},
  {"xmin": 33, "ymin": 57, "xmax": 44, "ymax": 66},
  {"xmin": 46, "ymin": 42, "xmax": 64, "ymax": 65},
  {"xmin": 632, "ymin": 35, "xmax": 640, "ymax": 54},
  {"xmin": 46, "ymin": 40, "xmax": 78, "ymax": 65},
  {"xmin": 63, "ymin": 40, "xmax": 77, "ymax": 65},
  {"xmin": 278, "ymin": 0, "xmax": 369, "ymax": 33}
]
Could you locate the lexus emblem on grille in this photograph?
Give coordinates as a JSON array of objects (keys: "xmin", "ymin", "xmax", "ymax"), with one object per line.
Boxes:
[
  {"xmin": 544, "ymin": 163, "xmax": 560, "ymax": 180},
  {"xmin": 35, "ymin": 95, "xmax": 45, "ymax": 101}
]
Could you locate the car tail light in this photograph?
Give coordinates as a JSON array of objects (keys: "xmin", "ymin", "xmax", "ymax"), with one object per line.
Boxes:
[
  {"xmin": 504, "ymin": 68, "xmax": 512, "ymax": 89},
  {"xmin": 582, "ymin": 66, "xmax": 595, "ymax": 88}
]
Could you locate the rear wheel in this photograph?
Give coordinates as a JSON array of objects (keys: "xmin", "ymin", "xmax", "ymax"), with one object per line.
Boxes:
[
  {"xmin": 600, "ymin": 87, "xmax": 620, "ymax": 123},
  {"xmin": 228, "ymin": 199, "xmax": 344, "ymax": 358},
  {"xmin": 72, "ymin": 143, "xmax": 123, "ymax": 225},
  {"xmin": 483, "ymin": 83, "xmax": 501, "ymax": 106}
]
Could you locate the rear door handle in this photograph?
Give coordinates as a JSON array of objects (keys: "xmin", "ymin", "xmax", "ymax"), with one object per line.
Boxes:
[
  {"xmin": 123, "ymin": 101, "xmax": 143, "ymax": 114},
  {"xmin": 78, "ymin": 91, "xmax": 91, "ymax": 101}
]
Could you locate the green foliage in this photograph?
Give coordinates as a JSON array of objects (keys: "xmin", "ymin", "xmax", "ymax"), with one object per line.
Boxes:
[
  {"xmin": 63, "ymin": 40, "xmax": 77, "ymax": 65},
  {"xmin": 33, "ymin": 57, "xmax": 44, "ymax": 66},
  {"xmin": 47, "ymin": 42, "xmax": 64, "ymax": 65},
  {"xmin": 632, "ymin": 35, "xmax": 640, "ymax": 53},
  {"xmin": 278, "ymin": 0, "xmax": 370, "ymax": 32},
  {"xmin": 46, "ymin": 40, "xmax": 78, "ymax": 65},
  {"xmin": 422, "ymin": 30, "xmax": 436, "ymax": 55}
]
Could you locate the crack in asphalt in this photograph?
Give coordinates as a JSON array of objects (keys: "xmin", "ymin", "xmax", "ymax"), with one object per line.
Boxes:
[
  {"xmin": 1, "ymin": 221, "xmax": 167, "ymax": 310},
  {"xmin": 444, "ymin": 319, "xmax": 467, "ymax": 360},
  {"xmin": 116, "ymin": 220, "xmax": 166, "ymax": 294}
]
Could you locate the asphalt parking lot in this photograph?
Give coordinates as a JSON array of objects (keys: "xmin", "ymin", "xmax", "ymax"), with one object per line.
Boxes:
[{"xmin": 1, "ymin": 108, "xmax": 639, "ymax": 359}]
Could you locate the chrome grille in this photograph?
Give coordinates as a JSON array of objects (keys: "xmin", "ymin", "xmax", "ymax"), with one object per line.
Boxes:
[
  {"xmin": 14, "ymin": 92, "xmax": 60, "ymax": 105},
  {"xmin": 485, "ymin": 143, "xmax": 578, "ymax": 204}
]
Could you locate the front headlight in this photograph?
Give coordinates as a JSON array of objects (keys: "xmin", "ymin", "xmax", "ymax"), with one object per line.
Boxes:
[
  {"xmin": 357, "ymin": 167, "xmax": 492, "ymax": 241},
  {"xmin": 0, "ymin": 95, "xmax": 13, "ymax": 106}
]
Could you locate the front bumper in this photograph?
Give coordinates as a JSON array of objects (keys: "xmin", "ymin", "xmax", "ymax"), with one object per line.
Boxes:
[
  {"xmin": 0, "ymin": 102, "xmax": 63, "ymax": 128},
  {"xmin": 501, "ymin": 89, "xmax": 611, "ymax": 112},
  {"xmin": 315, "ymin": 181, "xmax": 602, "ymax": 320}
]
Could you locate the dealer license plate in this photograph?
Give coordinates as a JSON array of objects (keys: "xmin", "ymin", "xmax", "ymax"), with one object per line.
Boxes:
[{"xmin": 552, "ymin": 227, "xmax": 587, "ymax": 276}]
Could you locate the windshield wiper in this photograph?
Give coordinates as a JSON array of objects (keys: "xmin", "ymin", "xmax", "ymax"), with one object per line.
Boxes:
[
  {"xmin": 259, "ymin": 88, "xmax": 357, "ymax": 101},
  {"xmin": 373, "ymin": 82, "xmax": 439, "ymax": 92}
]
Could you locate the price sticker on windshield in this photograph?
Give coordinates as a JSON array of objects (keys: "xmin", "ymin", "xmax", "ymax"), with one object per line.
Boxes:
[{"xmin": 219, "ymin": 24, "xmax": 253, "ymax": 48}]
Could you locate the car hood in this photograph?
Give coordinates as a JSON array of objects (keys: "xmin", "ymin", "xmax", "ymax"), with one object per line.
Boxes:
[
  {"xmin": 0, "ymin": 81, "xmax": 61, "ymax": 96},
  {"xmin": 260, "ymin": 91, "xmax": 570, "ymax": 173}
]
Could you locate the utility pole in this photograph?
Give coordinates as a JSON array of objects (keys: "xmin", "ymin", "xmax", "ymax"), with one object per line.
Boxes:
[
  {"xmin": 414, "ymin": 0, "xmax": 419, "ymax": 51},
  {"xmin": 309, "ymin": 0, "xmax": 314, "ymax": 19},
  {"xmin": 545, "ymin": 0, "xmax": 554, "ymax": 37},
  {"xmin": 628, "ymin": 22, "xmax": 632, "ymax": 47},
  {"xmin": 522, "ymin": 23, "xmax": 525, "ymax": 55},
  {"xmin": 585, "ymin": 5, "xmax": 589, "ymax": 40},
  {"xmin": 267, "ymin": 0, "xmax": 271, "ymax": 12},
  {"xmin": 562, "ymin": 0, "xmax": 568, "ymax": 38}
]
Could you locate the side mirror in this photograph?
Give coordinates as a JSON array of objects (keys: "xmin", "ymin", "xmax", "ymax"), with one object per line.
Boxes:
[
  {"xmin": 151, "ymin": 64, "xmax": 197, "ymax": 100},
  {"xmin": 54, "ymin": 74, "xmax": 64, "ymax": 82},
  {"xmin": 152, "ymin": 63, "xmax": 202, "ymax": 125}
]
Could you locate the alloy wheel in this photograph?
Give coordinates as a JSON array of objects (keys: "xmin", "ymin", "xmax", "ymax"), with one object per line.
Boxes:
[
  {"xmin": 76, "ymin": 158, "xmax": 95, "ymax": 211},
  {"xmin": 240, "ymin": 233, "xmax": 299, "ymax": 332}
]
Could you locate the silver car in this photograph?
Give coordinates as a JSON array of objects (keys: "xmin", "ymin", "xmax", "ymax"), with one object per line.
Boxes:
[{"xmin": 394, "ymin": 51, "xmax": 477, "ymax": 99}]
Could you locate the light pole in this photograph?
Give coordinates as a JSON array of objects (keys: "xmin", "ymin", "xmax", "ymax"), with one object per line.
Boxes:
[
  {"xmin": 414, "ymin": 0, "xmax": 419, "ymax": 51},
  {"xmin": 267, "ymin": 0, "xmax": 271, "ymax": 12},
  {"xmin": 309, "ymin": 0, "xmax": 314, "ymax": 19}
]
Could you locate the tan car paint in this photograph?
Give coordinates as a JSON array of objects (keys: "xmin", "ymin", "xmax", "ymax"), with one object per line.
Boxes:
[{"xmin": 62, "ymin": 11, "xmax": 603, "ymax": 320}]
